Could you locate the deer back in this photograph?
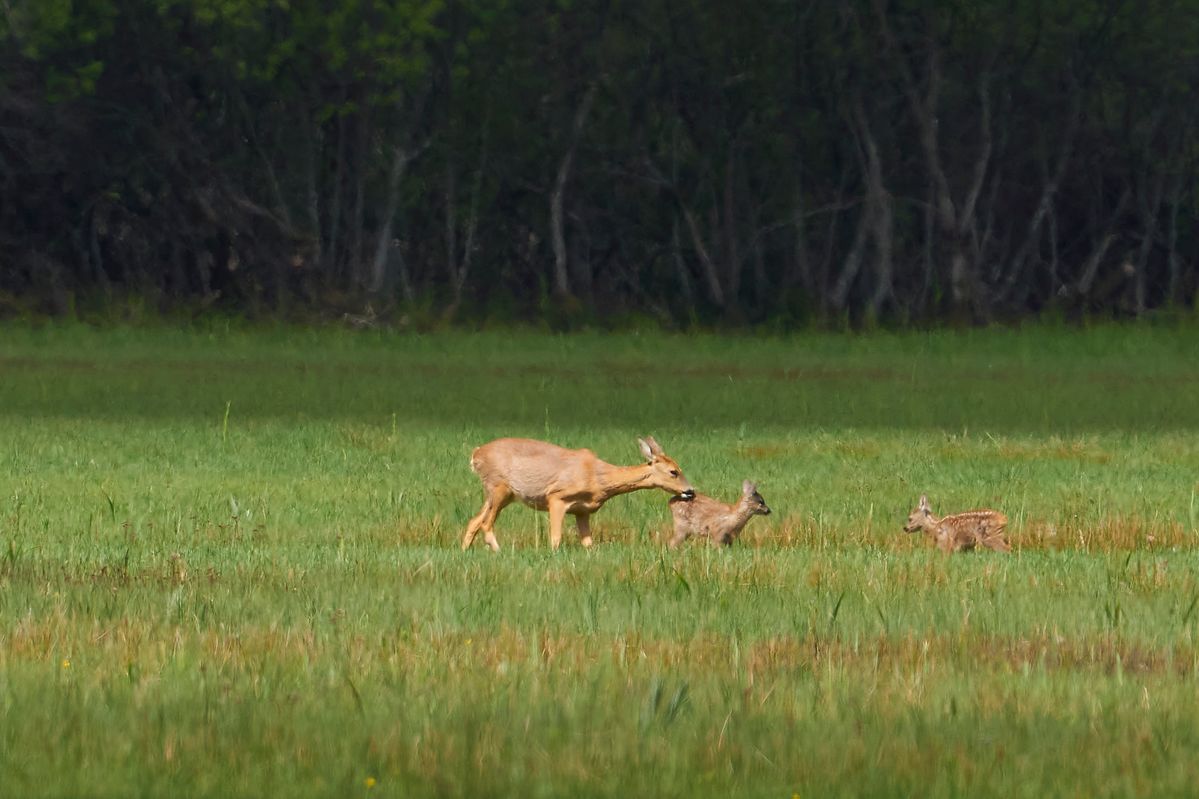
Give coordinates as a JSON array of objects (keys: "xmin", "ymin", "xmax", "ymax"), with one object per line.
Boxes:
[
  {"xmin": 472, "ymin": 438, "xmax": 597, "ymax": 498},
  {"xmin": 940, "ymin": 509, "xmax": 1008, "ymax": 536},
  {"xmin": 472, "ymin": 436, "xmax": 694, "ymax": 508},
  {"xmin": 670, "ymin": 493, "xmax": 738, "ymax": 538}
]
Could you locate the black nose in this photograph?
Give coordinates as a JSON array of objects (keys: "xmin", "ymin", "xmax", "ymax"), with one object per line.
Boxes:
[
  {"xmin": 680, "ymin": 490, "xmax": 695, "ymax": 500},
  {"xmin": 763, "ymin": 507, "xmax": 772, "ymax": 515}
]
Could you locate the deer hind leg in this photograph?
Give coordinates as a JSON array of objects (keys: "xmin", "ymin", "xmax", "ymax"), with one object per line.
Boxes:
[
  {"xmin": 985, "ymin": 526, "xmax": 1012, "ymax": 553},
  {"xmin": 462, "ymin": 505, "xmax": 489, "ymax": 550},
  {"xmin": 463, "ymin": 483, "xmax": 512, "ymax": 552},
  {"xmin": 576, "ymin": 514, "xmax": 594, "ymax": 548},
  {"xmin": 668, "ymin": 527, "xmax": 688, "ymax": 549},
  {"xmin": 480, "ymin": 486, "xmax": 513, "ymax": 552}
]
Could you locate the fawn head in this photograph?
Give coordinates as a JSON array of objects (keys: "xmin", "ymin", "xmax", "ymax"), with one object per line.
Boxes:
[
  {"xmin": 638, "ymin": 436, "xmax": 695, "ymax": 500},
  {"xmin": 904, "ymin": 494, "xmax": 933, "ymax": 533},
  {"xmin": 741, "ymin": 480, "xmax": 771, "ymax": 515}
]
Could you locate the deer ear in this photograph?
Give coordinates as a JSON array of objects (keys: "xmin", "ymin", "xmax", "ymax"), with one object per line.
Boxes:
[
  {"xmin": 637, "ymin": 437, "xmax": 655, "ymax": 461},
  {"xmin": 919, "ymin": 494, "xmax": 930, "ymax": 511},
  {"xmin": 742, "ymin": 480, "xmax": 756, "ymax": 496},
  {"xmin": 643, "ymin": 435, "xmax": 665, "ymax": 456}
]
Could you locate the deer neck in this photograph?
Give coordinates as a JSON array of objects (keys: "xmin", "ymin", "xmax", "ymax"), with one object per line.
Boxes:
[
  {"xmin": 731, "ymin": 500, "xmax": 756, "ymax": 525},
  {"xmin": 922, "ymin": 513, "xmax": 944, "ymax": 535},
  {"xmin": 595, "ymin": 461, "xmax": 656, "ymax": 501}
]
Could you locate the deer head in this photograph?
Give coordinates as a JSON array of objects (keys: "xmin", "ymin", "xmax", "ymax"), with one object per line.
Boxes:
[
  {"xmin": 638, "ymin": 436, "xmax": 695, "ymax": 500},
  {"xmin": 904, "ymin": 494, "xmax": 933, "ymax": 533},
  {"xmin": 741, "ymin": 480, "xmax": 771, "ymax": 515}
]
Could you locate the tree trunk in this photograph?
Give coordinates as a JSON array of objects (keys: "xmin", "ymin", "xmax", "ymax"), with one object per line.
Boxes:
[
  {"xmin": 1133, "ymin": 170, "xmax": 1165, "ymax": 315},
  {"xmin": 857, "ymin": 103, "xmax": 893, "ymax": 316},
  {"xmin": 671, "ymin": 217, "xmax": 696, "ymax": 310},
  {"xmin": 1000, "ymin": 90, "xmax": 1080, "ymax": 300},
  {"xmin": 874, "ymin": 1, "xmax": 992, "ymax": 312},
  {"xmin": 443, "ymin": 117, "xmax": 489, "ymax": 318},
  {"xmin": 828, "ymin": 203, "xmax": 870, "ymax": 312},
  {"xmin": 1165, "ymin": 169, "xmax": 1184, "ymax": 305},
  {"xmin": 830, "ymin": 101, "xmax": 892, "ymax": 315},
  {"xmin": 550, "ymin": 84, "xmax": 597, "ymax": 299},
  {"xmin": 348, "ymin": 114, "xmax": 368, "ymax": 290},
  {"xmin": 368, "ymin": 144, "xmax": 421, "ymax": 296},
  {"xmin": 680, "ymin": 204, "xmax": 726, "ymax": 307},
  {"xmin": 444, "ymin": 159, "xmax": 457, "ymax": 293},
  {"xmin": 787, "ymin": 183, "xmax": 812, "ymax": 297},
  {"xmin": 326, "ymin": 112, "xmax": 348, "ymax": 280},
  {"xmin": 304, "ymin": 114, "xmax": 323, "ymax": 271},
  {"xmin": 722, "ymin": 153, "xmax": 741, "ymax": 306},
  {"xmin": 1075, "ymin": 188, "xmax": 1131, "ymax": 297}
]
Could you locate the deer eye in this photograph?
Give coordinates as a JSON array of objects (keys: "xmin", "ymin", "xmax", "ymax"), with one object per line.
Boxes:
[{"xmin": 669, "ymin": 469, "xmax": 679, "ymax": 477}]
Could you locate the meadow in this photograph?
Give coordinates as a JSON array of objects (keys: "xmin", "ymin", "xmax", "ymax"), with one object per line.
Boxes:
[{"xmin": 1, "ymin": 322, "xmax": 1199, "ymax": 797}]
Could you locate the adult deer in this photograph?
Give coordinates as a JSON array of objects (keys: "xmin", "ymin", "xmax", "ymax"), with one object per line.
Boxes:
[{"xmin": 461, "ymin": 436, "xmax": 695, "ymax": 552}]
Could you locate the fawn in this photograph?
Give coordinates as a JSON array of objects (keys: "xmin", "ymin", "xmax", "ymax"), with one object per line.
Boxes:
[
  {"xmin": 462, "ymin": 436, "xmax": 695, "ymax": 552},
  {"xmin": 903, "ymin": 494, "xmax": 1011, "ymax": 553},
  {"xmin": 668, "ymin": 480, "xmax": 771, "ymax": 548}
]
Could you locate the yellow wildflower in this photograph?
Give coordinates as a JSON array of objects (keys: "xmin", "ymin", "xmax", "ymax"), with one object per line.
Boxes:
[
  {"xmin": 61, "ymin": 658, "xmax": 71, "ymax": 669},
  {"xmin": 365, "ymin": 777, "xmax": 377, "ymax": 789}
]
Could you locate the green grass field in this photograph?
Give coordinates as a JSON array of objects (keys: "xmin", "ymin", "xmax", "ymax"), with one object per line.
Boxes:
[{"xmin": 2, "ymin": 322, "xmax": 1199, "ymax": 797}]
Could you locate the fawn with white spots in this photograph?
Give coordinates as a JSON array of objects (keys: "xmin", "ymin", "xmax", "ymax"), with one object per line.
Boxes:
[
  {"xmin": 668, "ymin": 480, "xmax": 771, "ymax": 548},
  {"xmin": 903, "ymin": 494, "xmax": 1011, "ymax": 553}
]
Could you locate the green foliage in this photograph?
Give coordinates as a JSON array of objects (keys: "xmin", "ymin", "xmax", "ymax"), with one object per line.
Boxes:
[
  {"xmin": 0, "ymin": 0, "xmax": 1197, "ymax": 320},
  {"xmin": 2, "ymin": 0, "xmax": 116, "ymax": 98}
]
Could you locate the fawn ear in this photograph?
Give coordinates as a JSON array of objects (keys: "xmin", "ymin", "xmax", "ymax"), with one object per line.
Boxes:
[
  {"xmin": 638, "ymin": 437, "xmax": 655, "ymax": 461},
  {"xmin": 918, "ymin": 494, "xmax": 930, "ymax": 511},
  {"xmin": 742, "ymin": 479, "xmax": 756, "ymax": 496}
]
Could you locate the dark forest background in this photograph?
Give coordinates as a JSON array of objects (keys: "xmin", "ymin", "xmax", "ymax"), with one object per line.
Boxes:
[{"xmin": 1, "ymin": 0, "xmax": 1197, "ymax": 326}]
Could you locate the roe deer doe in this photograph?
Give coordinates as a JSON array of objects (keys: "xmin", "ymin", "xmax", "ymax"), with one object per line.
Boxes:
[
  {"xmin": 668, "ymin": 480, "xmax": 771, "ymax": 548},
  {"xmin": 462, "ymin": 436, "xmax": 695, "ymax": 552},
  {"xmin": 903, "ymin": 494, "xmax": 1011, "ymax": 553}
]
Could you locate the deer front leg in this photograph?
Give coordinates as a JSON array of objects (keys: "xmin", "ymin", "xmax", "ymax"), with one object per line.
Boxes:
[
  {"xmin": 936, "ymin": 531, "xmax": 956, "ymax": 554},
  {"xmin": 576, "ymin": 513, "xmax": 594, "ymax": 548},
  {"xmin": 547, "ymin": 498, "xmax": 568, "ymax": 551}
]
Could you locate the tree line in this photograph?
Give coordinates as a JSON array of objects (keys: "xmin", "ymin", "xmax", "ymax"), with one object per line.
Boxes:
[{"xmin": 1, "ymin": 0, "xmax": 1196, "ymax": 325}]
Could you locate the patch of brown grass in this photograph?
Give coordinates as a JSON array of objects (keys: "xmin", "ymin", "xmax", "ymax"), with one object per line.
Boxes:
[
  {"xmin": 995, "ymin": 437, "xmax": 1113, "ymax": 465},
  {"xmin": 1021, "ymin": 514, "xmax": 1193, "ymax": 552}
]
